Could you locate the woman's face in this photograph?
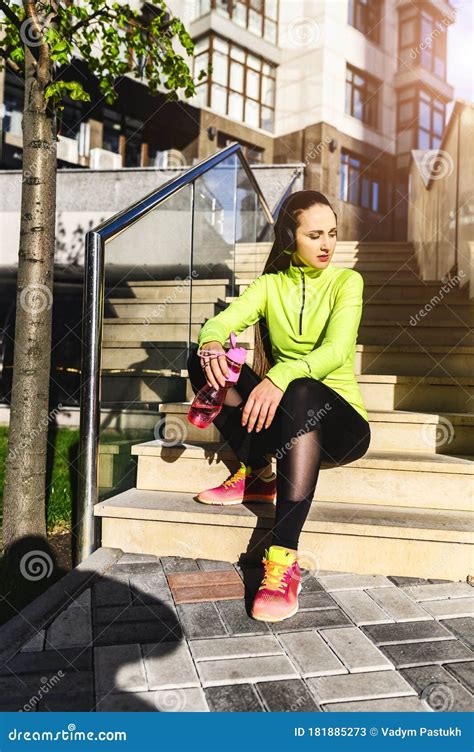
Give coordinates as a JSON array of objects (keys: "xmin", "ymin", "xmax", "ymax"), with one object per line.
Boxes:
[{"xmin": 293, "ymin": 203, "xmax": 337, "ymax": 268}]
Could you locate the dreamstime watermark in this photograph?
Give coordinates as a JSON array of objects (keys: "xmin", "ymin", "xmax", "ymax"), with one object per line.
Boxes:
[
  {"xmin": 154, "ymin": 150, "xmax": 188, "ymax": 168},
  {"xmin": 142, "ymin": 271, "xmax": 199, "ymax": 326},
  {"xmin": 408, "ymin": 270, "xmax": 465, "ymax": 326},
  {"xmin": 20, "ymin": 550, "xmax": 54, "ymax": 581},
  {"xmin": 273, "ymin": 137, "xmax": 332, "ymax": 198},
  {"xmin": 420, "ymin": 415, "xmax": 454, "ymax": 449},
  {"xmin": 153, "ymin": 688, "xmax": 188, "ymax": 711},
  {"xmin": 304, "ymin": 136, "xmax": 334, "ymax": 164},
  {"xmin": 419, "ymin": 150, "xmax": 455, "ymax": 182},
  {"xmin": 154, "ymin": 415, "xmax": 187, "ymax": 445},
  {"xmin": 275, "ymin": 404, "xmax": 332, "ymax": 460},
  {"xmin": 421, "ymin": 682, "xmax": 455, "ymax": 712},
  {"xmin": 291, "ymin": 548, "xmax": 324, "ymax": 586},
  {"xmin": 8, "ymin": 404, "xmax": 62, "ymax": 462},
  {"xmin": 408, "ymin": 4, "xmax": 459, "ymax": 63},
  {"xmin": 8, "ymin": 724, "xmax": 127, "ymax": 741},
  {"xmin": 19, "ymin": 282, "xmax": 53, "ymax": 314},
  {"xmin": 286, "ymin": 280, "xmax": 323, "ymax": 316},
  {"xmin": 21, "ymin": 671, "xmax": 64, "ymax": 711},
  {"xmin": 287, "ymin": 16, "xmax": 320, "ymax": 48},
  {"xmin": 286, "ymin": 692, "xmax": 315, "ymax": 712},
  {"xmin": 19, "ymin": 10, "xmax": 55, "ymax": 48}
]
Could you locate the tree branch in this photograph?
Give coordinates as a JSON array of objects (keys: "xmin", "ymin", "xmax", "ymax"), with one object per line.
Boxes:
[
  {"xmin": 0, "ymin": 46, "xmax": 22, "ymax": 75},
  {"xmin": 0, "ymin": 0, "xmax": 22, "ymax": 31},
  {"xmin": 23, "ymin": 0, "xmax": 50, "ymax": 82},
  {"xmin": 69, "ymin": 6, "xmax": 113, "ymax": 35},
  {"xmin": 0, "ymin": 0, "xmax": 42, "ymax": 62}
]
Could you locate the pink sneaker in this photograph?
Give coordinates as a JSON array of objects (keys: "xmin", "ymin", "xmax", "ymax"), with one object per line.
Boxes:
[
  {"xmin": 251, "ymin": 545, "xmax": 302, "ymax": 622},
  {"xmin": 196, "ymin": 462, "xmax": 276, "ymax": 505}
]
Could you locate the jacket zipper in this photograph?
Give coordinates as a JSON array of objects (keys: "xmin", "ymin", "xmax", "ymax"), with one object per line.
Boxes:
[{"xmin": 298, "ymin": 268, "xmax": 305, "ymax": 335}]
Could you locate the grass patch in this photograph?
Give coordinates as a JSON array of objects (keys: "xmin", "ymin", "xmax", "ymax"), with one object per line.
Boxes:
[{"xmin": 0, "ymin": 426, "xmax": 80, "ymax": 533}]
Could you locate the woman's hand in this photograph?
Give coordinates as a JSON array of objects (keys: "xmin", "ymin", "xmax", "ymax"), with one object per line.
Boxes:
[
  {"xmin": 198, "ymin": 341, "xmax": 229, "ymax": 389},
  {"xmin": 241, "ymin": 377, "xmax": 284, "ymax": 432}
]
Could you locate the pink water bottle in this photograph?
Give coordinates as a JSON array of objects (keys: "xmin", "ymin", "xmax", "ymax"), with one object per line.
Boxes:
[{"xmin": 187, "ymin": 331, "xmax": 247, "ymax": 429}]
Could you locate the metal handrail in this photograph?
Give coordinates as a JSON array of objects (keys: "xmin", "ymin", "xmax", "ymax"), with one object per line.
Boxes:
[{"xmin": 76, "ymin": 142, "xmax": 274, "ymax": 564}]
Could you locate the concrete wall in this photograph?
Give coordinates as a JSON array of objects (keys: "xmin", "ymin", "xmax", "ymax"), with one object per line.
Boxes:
[{"xmin": 407, "ymin": 101, "xmax": 474, "ymax": 293}]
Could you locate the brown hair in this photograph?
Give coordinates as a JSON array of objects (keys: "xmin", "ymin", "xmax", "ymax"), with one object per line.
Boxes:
[{"xmin": 252, "ymin": 190, "xmax": 337, "ymax": 379}]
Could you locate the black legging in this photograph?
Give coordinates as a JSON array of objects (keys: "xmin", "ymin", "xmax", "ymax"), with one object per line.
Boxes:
[{"xmin": 187, "ymin": 345, "xmax": 371, "ymax": 551}]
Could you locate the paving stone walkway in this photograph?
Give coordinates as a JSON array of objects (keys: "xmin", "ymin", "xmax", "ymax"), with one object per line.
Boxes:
[{"xmin": 1, "ymin": 552, "xmax": 473, "ymax": 712}]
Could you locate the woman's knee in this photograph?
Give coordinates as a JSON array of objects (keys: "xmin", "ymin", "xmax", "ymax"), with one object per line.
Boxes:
[{"xmin": 282, "ymin": 377, "xmax": 329, "ymax": 408}]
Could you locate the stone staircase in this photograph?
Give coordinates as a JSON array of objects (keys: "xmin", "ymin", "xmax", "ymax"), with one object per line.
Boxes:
[{"xmin": 95, "ymin": 241, "xmax": 474, "ymax": 581}]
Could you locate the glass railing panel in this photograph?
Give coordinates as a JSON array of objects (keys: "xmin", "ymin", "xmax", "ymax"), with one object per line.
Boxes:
[
  {"xmin": 97, "ymin": 184, "xmax": 194, "ymax": 500},
  {"xmin": 190, "ymin": 153, "xmax": 238, "ymax": 352}
]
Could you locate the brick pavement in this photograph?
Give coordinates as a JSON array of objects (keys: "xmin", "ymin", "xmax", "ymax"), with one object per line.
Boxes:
[{"xmin": 0, "ymin": 552, "xmax": 473, "ymax": 712}]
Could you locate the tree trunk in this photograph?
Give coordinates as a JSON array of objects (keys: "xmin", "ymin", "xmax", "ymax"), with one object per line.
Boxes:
[{"xmin": 2, "ymin": 40, "xmax": 57, "ymax": 555}]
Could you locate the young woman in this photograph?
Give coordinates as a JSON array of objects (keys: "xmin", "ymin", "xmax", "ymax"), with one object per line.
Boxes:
[{"xmin": 186, "ymin": 190, "xmax": 371, "ymax": 623}]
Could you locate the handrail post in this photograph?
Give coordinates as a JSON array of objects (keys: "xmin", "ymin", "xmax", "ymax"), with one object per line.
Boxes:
[{"xmin": 76, "ymin": 230, "xmax": 104, "ymax": 565}]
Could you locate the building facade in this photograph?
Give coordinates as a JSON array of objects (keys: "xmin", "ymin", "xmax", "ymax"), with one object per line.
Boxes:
[{"xmin": 0, "ymin": 0, "xmax": 456, "ymax": 239}]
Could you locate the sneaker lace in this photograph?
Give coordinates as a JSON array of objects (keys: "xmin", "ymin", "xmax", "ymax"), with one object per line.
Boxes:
[
  {"xmin": 222, "ymin": 465, "xmax": 247, "ymax": 488},
  {"xmin": 259, "ymin": 559, "xmax": 292, "ymax": 594}
]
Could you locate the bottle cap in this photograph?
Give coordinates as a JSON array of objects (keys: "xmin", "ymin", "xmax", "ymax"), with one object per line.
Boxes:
[{"xmin": 226, "ymin": 331, "xmax": 247, "ymax": 366}]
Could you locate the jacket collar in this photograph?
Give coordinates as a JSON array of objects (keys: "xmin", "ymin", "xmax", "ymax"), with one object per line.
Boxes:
[{"xmin": 286, "ymin": 250, "xmax": 333, "ymax": 279}]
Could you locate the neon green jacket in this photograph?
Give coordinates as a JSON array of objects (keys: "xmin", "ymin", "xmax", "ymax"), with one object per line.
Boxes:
[{"xmin": 197, "ymin": 252, "xmax": 369, "ymax": 421}]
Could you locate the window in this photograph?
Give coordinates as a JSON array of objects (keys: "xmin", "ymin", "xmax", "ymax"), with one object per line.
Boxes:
[
  {"xmin": 193, "ymin": 34, "xmax": 276, "ymax": 131},
  {"xmin": 217, "ymin": 131, "xmax": 264, "ymax": 163},
  {"xmin": 3, "ymin": 68, "xmax": 23, "ymax": 138},
  {"xmin": 339, "ymin": 149, "xmax": 386, "ymax": 213},
  {"xmin": 398, "ymin": 5, "xmax": 447, "ymax": 79},
  {"xmin": 102, "ymin": 108, "xmax": 122, "ymax": 154},
  {"xmin": 418, "ymin": 90, "xmax": 445, "ymax": 149},
  {"xmin": 123, "ymin": 116, "xmax": 144, "ymax": 167},
  {"xmin": 192, "ymin": 0, "xmax": 278, "ymax": 43},
  {"xmin": 345, "ymin": 64, "xmax": 380, "ymax": 129},
  {"xmin": 397, "ymin": 86, "xmax": 445, "ymax": 152},
  {"xmin": 348, "ymin": 0, "xmax": 383, "ymax": 44},
  {"xmin": 57, "ymin": 100, "xmax": 83, "ymax": 141}
]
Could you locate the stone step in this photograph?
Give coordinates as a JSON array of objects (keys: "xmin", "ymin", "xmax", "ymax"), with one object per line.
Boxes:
[
  {"xmin": 102, "ymin": 321, "xmax": 253, "ymax": 343},
  {"xmin": 360, "ymin": 303, "xmax": 474, "ymax": 324},
  {"xmin": 101, "ymin": 372, "xmax": 187, "ymax": 404},
  {"xmin": 93, "ymin": 487, "xmax": 473, "ymax": 581},
  {"xmin": 101, "ymin": 340, "xmax": 253, "ymax": 370},
  {"xmin": 160, "ymin": 401, "xmax": 474, "ymax": 456},
  {"xmin": 236, "ymin": 273, "xmax": 463, "ymax": 290},
  {"xmin": 357, "ymin": 374, "xmax": 474, "ymax": 413},
  {"xmin": 230, "ymin": 248, "xmax": 416, "ymax": 261},
  {"xmin": 223, "ymin": 371, "xmax": 469, "ymax": 411},
  {"xmin": 105, "ymin": 300, "xmax": 224, "ymax": 320},
  {"xmin": 102, "ymin": 342, "xmax": 190, "ymax": 371},
  {"xmin": 233, "ymin": 241, "xmax": 413, "ymax": 253},
  {"xmin": 363, "ymin": 286, "xmax": 470, "ymax": 304},
  {"xmin": 229, "ymin": 260, "xmax": 420, "ymax": 274},
  {"xmin": 100, "ymin": 368, "xmax": 474, "ymax": 415},
  {"xmin": 125, "ymin": 279, "xmax": 230, "ymax": 301},
  {"xmin": 358, "ymin": 320, "xmax": 473, "ymax": 347},
  {"xmin": 103, "ymin": 317, "xmax": 472, "ymax": 347},
  {"xmin": 101, "ymin": 359, "xmax": 474, "ymax": 412},
  {"xmin": 181, "ymin": 369, "xmax": 473, "ymax": 413},
  {"xmin": 221, "ymin": 297, "xmax": 474, "ymax": 325},
  {"xmin": 130, "ymin": 440, "xmax": 473, "ymax": 512},
  {"xmin": 355, "ymin": 343, "xmax": 474, "ymax": 378},
  {"xmin": 108, "ymin": 340, "xmax": 470, "ymax": 381}
]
